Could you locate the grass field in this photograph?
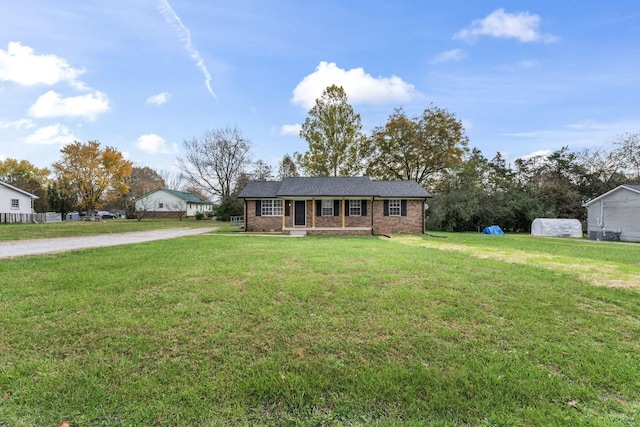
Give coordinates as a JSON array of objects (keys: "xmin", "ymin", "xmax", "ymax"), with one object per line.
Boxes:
[
  {"xmin": 0, "ymin": 224, "xmax": 639, "ymax": 426},
  {"xmin": 0, "ymin": 218, "xmax": 222, "ymax": 241}
]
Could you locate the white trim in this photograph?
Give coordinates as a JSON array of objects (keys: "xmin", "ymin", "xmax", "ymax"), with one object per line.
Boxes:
[
  {"xmin": 388, "ymin": 199, "xmax": 401, "ymax": 216},
  {"xmin": 261, "ymin": 199, "xmax": 283, "ymax": 216},
  {"xmin": 321, "ymin": 199, "xmax": 333, "ymax": 216}
]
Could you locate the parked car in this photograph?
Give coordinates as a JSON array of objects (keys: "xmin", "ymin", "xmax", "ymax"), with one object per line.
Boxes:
[{"xmin": 96, "ymin": 211, "xmax": 117, "ymax": 219}]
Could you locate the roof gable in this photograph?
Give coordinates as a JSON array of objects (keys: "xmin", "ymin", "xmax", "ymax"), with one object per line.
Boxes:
[
  {"xmin": 583, "ymin": 184, "xmax": 640, "ymax": 207},
  {"xmin": 0, "ymin": 181, "xmax": 39, "ymax": 199}
]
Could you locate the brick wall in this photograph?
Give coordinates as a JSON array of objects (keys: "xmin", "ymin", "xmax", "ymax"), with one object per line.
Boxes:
[
  {"xmin": 244, "ymin": 199, "xmax": 425, "ymax": 234},
  {"xmin": 245, "ymin": 200, "xmax": 284, "ymax": 231},
  {"xmin": 372, "ymin": 199, "xmax": 424, "ymax": 235}
]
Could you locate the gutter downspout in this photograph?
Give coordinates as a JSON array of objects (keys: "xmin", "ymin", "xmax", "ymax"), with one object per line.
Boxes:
[
  {"xmin": 597, "ymin": 200, "xmax": 606, "ymax": 236},
  {"xmin": 422, "ymin": 198, "xmax": 427, "ymax": 234}
]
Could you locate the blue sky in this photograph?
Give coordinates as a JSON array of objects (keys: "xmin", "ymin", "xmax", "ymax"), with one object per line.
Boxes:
[{"xmin": 1, "ymin": 1, "xmax": 639, "ymax": 175}]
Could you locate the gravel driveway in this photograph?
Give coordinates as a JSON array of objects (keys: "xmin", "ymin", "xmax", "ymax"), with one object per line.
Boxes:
[{"xmin": 0, "ymin": 227, "xmax": 218, "ymax": 259}]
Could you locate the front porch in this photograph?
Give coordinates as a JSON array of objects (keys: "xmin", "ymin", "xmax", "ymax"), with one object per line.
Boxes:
[{"xmin": 283, "ymin": 226, "xmax": 373, "ymax": 236}]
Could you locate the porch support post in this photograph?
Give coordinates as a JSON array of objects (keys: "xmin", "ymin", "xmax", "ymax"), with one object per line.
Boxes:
[
  {"xmin": 312, "ymin": 198, "xmax": 316, "ymax": 229},
  {"xmin": 282, "ymin": 199, "xmax": 285, "ymax": 230},
  {"xmin": 342, "ymin": 198, "xmax": 345, "ymax": 229}
]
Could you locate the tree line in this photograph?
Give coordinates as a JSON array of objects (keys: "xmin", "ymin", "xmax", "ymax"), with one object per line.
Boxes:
[{"xmin": 2, "ymin": 84, "xmax": 638, "ymax": 228}]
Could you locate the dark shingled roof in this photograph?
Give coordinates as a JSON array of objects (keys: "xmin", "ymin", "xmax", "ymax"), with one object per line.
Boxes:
[
  {"xmin": 277, "ymin": 176, "xmax": 375, "ymax": 197},
  {"xmin": 372, "ymin": 180, "xmax": 431, "ymax": 198},
  {"xmin": 238, "ymin": 177, "xmax": 431, "ymax": 199},
  {"xmin": 237, "ymin": 181, "xmax": 282, "ymax": 198}
]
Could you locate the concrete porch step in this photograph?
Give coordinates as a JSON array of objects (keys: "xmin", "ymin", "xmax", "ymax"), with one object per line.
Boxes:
[{"xmin": 289, "ymin": 229, "xmax": 307, "ymax": 237}]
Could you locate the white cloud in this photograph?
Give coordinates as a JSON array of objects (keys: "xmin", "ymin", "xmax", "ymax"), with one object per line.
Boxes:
[
  {"xmin": 291, "ymin": 61, "xmax": 419, "ymax": 110},
  {"xmin": 28, "ymin": 90, "xmax": 110, "ymax": 121},
  {"xmin": 24, "ymin": 124, "xmax": 76, "ymax": 145},
  {"xmin": 0, "ymin": 41, "xmax": 87, "ymax": 89},
  {"xmin": 147, "ymin": 92, "xmax": 172, "ymax": 105},
  {"xmin": 280, "ymin": 124, "xmax": 301, "ymax": 136},
  {"xmin": 158, "ymin": 0, "xmax": 216, "ymax": 98},
  {"xmin": 431, "ymin": 49, "xmax": 466, "ymax": 64},
  {"xmin": 518, "ymin": 149, "xmax": 552, "ymax": 160},
  {"xmin": 454, "ymin": 9, "xmax": 557, "ymax": 43},
  {"xmin": 0, "ymin": 118, "xmax": 34, "ymax": 130},
  {"xmin": 136, "ymin": 133, "xmax": 171, "ymax": 154}
]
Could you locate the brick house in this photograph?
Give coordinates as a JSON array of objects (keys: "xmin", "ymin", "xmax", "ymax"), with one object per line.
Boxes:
[{"xmin": 237, "ymin": 177, "xmax": 431, "ymax": 235}]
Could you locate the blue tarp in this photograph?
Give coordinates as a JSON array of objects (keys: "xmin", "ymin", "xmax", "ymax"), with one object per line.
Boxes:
[{"xmin": 482, "ymin": 225, "xmax": 504, "ymax": 235}]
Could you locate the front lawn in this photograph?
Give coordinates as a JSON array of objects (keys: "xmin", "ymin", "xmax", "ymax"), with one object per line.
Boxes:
[
  {"xmin": 0, "ymin": 218, "xmax": 231, "ymax": 241},
  {"xmin": 1, "ymin": 233, "xmax": 638, "ymax": 425}
]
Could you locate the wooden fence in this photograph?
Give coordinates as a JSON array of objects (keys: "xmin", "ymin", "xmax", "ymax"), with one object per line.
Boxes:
[{"xmin": 0, "ymin": 213, "xmax": 48, "ymax": 224}]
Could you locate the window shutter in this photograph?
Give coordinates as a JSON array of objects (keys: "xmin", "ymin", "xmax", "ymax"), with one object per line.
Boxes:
[
  {"xmin": 284, "ymin": 200, "xmax": 290, "ymax": 217},
  {"xmin": 333, "ymin": 200, "xmax": 340, "ymax": 216},
  {"xmin": 361, "ymin": 200, "xmax": 367, "ymax": 216},
  {"xmin": 383, "ymin": 200, "xmax": 389, "ymax": 216},
  {"xmin": 316, "ymin": 200, "xmax": 321, "ymax": 216},
  {"xmin": 401, "ymin": 200, "xmax": 407, "ymax": 216},
  {"xmin": 345, "ymin": 200, "xmax": 350, "ymax": 216},
  {"xmin": 255, "ymin": 200, "xmax": 262, "ymax": 216}
]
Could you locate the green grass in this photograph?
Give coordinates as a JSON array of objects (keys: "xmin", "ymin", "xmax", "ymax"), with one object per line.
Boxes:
[
  {"xmin": 1, "ymin": 233, "xmax": 639, "ymax": 425},
  {"xmin": 0, "ymin": 218, "xmax": 232, "ymax": 241}
]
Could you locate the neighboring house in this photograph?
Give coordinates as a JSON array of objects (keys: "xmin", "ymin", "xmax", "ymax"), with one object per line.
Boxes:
[
  {"xmin": 237, "ymin": 176, "xmax": 431, "ymax": 235},
  {"xmin": 583, "ymin": 184, "xmax": 640, "ymax": 242},
  {"xmin": 0, "ymin": 181, "xmax": 38, "ymax": 214},
  {"xmin": 134, "ymin": 188, "xmax": 213, "ymax": 218}
]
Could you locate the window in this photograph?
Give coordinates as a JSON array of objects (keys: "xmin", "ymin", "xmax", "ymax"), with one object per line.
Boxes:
[
  {"xmin": 11, "ymin": 199, "xmax": 19, "ymax": 209},
  {"xmin": 158, "ymin": 203, "xmax": 164, "ymax": 209},
  {"xmin": 388, "ymin": 199, "xmax": 401, "ymax": 216},
  {"xmin": 261, "ymin": 199, "xmax": 283, "ymax": 216},
  {"xmin": 321, "ymin": 199, "xmax": 333, "ymax": 216},
  {"xmin": 349, "ymin": 200, "xmax": 361, "ymax": 216}
]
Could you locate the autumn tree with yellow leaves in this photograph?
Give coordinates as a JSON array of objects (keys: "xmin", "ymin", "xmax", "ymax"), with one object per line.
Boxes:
[{"xmin": 52, "ymin": 141, "xmax": 133, "ymax": 215}]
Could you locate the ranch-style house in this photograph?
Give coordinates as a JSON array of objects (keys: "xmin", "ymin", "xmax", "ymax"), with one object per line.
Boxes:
[
  {"xmin": 134, "ymin": 188, "xmax": 214, "ymax": 218},
  {"xmin": 238, "ymin": 176, "xmax": 432, "ymax": 235}
]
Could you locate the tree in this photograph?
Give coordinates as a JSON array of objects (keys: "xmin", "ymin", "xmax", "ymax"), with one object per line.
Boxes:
[
  {"xmin": 0, "ymin": 158, "xmax": 51, "ymax": 212},
  {"xmin": 176, "ymin": 126, "xmax": 252, "ymax": 200},
  {"xmin": 46, "ymin": 180, "xmax": 77, "ymax": 218},
  {"xmin": 613, "ymin": 132, "xmax": 640, "ymax": 180},
  {"xmin": 252, "ymin": 160, "xmax": 273, "ymax": 181},
  {"xmin": 123, "ymin": 166, "xmax": 167, "ymax": 217},
  {"xmin": 295, "ymin": 85, "xmax": 368, "ymax": 176},
  {"xmin": 215, "ymin": 158, "xmax": 272, "ymax": 222},
  {"xmin": 577, "ymin": 147, "xmax": 627, "ymax": 200},
  {"xmin": 159, "ymin": 169, "xmax": 185, "ymax": 191},
  {"xmin": 52, "ymin": 141, "xmax": 133, "ymax": 215},
  {"xmin": 129, "ymin": 166, "xmax": 166, "ymax": 198},
  {"xmin": 366, "ymin": 105, "xmax": 468, "ymax": 188},
  {"xmin": 277, "ymin": 153, "xmax": 299, "ymax": 179}
]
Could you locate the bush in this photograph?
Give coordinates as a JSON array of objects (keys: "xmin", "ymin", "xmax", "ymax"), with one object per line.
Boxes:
[{"xmin": 194, "ymin": 211, "xmax": 205, "ymax": 220}]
